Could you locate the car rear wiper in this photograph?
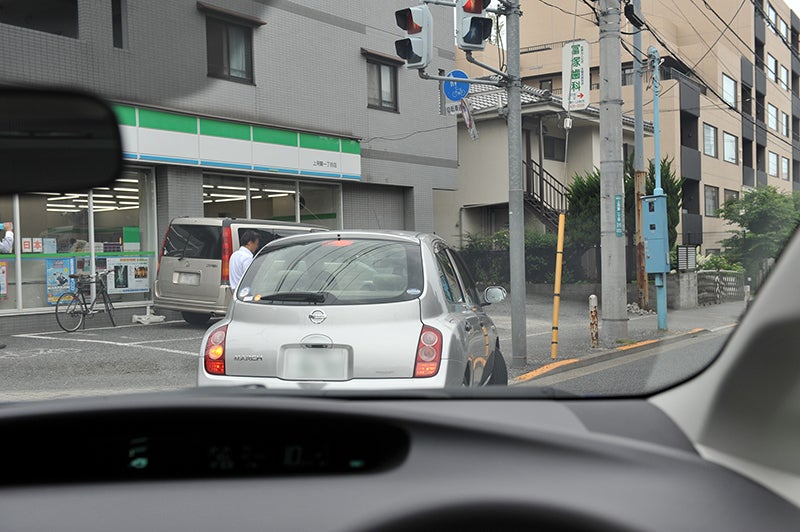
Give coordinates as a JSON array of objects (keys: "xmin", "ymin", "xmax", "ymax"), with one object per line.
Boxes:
[{"xmin": 257, "ymin": 291, "xmax": 327, "ymax": 303}]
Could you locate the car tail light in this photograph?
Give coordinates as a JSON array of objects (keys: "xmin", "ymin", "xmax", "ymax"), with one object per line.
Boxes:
[
  {"xmin": 204, "ymin": 325, "xmax": 228, "ymax": 375},
  {"xmin": 221, "ymin": 226, "xmax": 233, "ymax": 284},
  {"xmin": 414, "ymin": 325, "xmax": 442, "ymax": 378}
]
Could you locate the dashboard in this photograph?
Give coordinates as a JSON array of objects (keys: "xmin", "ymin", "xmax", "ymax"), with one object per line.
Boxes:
[{"xmin": 1, "ymin": 389, "xmax": 798, "ymax": 531}]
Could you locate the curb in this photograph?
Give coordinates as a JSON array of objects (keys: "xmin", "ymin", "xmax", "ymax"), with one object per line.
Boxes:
[{"xmin": 510, "ymin": 327, "xmax": 710, "ymax": 385}]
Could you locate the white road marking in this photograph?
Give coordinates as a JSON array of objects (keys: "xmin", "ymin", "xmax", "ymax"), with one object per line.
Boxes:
[
  {"xmin": 129, "ymin": 336, "xmax": 204, "ymax": 345},
  {"xmin": 12, "ymin": 334, "xmax": 199, "ymax": 357},
  {"xmin": 19, "ymin": 320, "xmax": 187, "ymax": 337}
]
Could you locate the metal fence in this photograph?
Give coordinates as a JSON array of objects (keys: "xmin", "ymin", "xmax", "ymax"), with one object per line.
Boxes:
[{"xmin": 697, "ymin": 270, "xmax": 745, "ymax": 304}]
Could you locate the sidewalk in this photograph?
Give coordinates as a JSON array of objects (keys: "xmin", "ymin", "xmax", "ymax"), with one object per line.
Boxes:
[{"xmin": 483, "ymin": 291, "xmax": 747, "ymax": 381}]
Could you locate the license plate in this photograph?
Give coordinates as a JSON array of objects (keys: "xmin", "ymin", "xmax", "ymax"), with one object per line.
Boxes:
[
  {"xmin": 283, "ymin": 348, "xmax": 349, "ymax": 381},
  {"xmin": 174, "ymin": 272, "xmax": 200, "ymax": 285}
]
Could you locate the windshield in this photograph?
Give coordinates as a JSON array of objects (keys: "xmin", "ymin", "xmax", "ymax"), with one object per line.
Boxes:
[{"xmin": 2, "ymin": 0, "xmax": 800, "ymax": 400}]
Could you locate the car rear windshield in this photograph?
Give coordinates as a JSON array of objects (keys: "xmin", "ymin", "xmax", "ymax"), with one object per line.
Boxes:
[
  {"xmin": 162, "ymin": 224, "xmax": 222, "ymax": 260},
  {"xmin": 240, "ymin": 238, "xmax": 424, "ymax": 305}
]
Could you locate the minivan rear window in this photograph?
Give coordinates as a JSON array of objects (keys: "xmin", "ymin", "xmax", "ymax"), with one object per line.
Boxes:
[
  {"xmin": 240, "ymin": 239, "xmax": 423, "ymax": 305},
  {"xmin": 162, "ymin": 224, "xmax": 223, "ymax": 260}
]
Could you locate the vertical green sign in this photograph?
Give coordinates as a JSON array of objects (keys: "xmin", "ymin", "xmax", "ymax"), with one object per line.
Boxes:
[{"xmin": 615, "ymin": 195, "xmax": 624, "ymax": 237}]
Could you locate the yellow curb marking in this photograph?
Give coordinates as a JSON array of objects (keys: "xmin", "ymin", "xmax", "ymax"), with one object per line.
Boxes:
[
  {"xmin": 512, "ymin": 358, "xmax": 579, "ymax": 384},
  {"xmin": 511, "ymin": 328, "xmax": 710, "ymax": 384}
]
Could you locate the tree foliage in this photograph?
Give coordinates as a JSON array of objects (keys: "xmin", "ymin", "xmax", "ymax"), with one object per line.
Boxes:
[
  {"xmin": 718, "ymin": 186, "xmax": 800, "ymax": 278},
  {"xmin": 565, "ymin": 156, "xmax": 683, "ymax": 256}
]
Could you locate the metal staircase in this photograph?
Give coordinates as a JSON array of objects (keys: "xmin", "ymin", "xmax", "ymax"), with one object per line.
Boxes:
[{"xmin": 523, "ymin": 159, "xmax": 568, "ymax": 232}]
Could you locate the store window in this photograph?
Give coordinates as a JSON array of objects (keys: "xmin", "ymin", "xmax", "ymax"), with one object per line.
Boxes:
[
  {"xmin": 249, "ymin": 178, "xmax": 297, "ymax": 221},
  {"xmin": 203, "ymin": 174, "xmax": 248, "ymax": 218},
  {"xmin": 298, "ymin": 181, "xmax": 342, "ymax": 230},
  {"xmin": 0, "ymin": 169, "xmax": 156, "ymax": 312},
  {"xmin": 202, "ymin": 174, "xmax": 342, "ymax": 230}
]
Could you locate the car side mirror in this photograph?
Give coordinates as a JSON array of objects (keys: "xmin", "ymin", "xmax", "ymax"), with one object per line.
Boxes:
[
  {"xmin": 483, "ymin": 286, "xmax": 507, "ymax": 305},
  {"xmin": 0, "ymin": 88, "xmax": 122, "ymax": 193}
]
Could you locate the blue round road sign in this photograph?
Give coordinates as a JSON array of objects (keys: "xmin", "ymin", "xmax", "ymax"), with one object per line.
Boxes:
[{"xmin": 443, "ymin": 70, "xmax": 470, "ymax": 101}]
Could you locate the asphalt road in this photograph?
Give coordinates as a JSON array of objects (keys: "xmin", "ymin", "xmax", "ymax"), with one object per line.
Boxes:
[
  {"xmin": 518, "ymin": 328, "xmax": 732, "ymax": 396},
  {"xmin": 0, "ymin": 317, "xmax": 732, "ymax": 402},
  {"xmin": 0, "ymin": 319, "xmax": 208, "ymax": 401}
]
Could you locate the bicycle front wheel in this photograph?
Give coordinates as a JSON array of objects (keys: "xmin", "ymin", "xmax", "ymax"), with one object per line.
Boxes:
[
  {"xmin": 102, "ymin": 292, "xmax": 116, "ymax": 327},
  {"xmin": 55, "ymin": 292, "xmax": 85, "ymax": 332}
]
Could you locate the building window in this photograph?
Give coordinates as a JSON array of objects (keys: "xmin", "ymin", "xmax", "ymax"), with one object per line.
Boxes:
[
  {"xmin": 782, "ymin": 112, "xmax": 789, "ymax": 136},
  {"xmin": 366, "ymin": 59, "xmax": 398, "ymax": 112},
  {"xmin": 722, "ymin": 74, "xmax": 736, "ymax": 108},
  {"xmin": 782, "ymin": 157, "xmax": 790, "ymax": 180},
  {"xmin": 112, "ymin": 0, "xmax": 128, "ymax": 49},
  {"xmin": 723, "ymin": 132, "xmax": 738, "ymax": 164},
  {"xmin": 780, "ymin": 65, "xmax": 789, "ymax": 91},
  {"xmin": 543, "ymin": 135, "xmax": 566, "ymax": 161},
  {"xmin": 767, "ymin": 54, "xmax": 778, "ymax": 82},
  {"xmin": 621, "ymin": 66, "xmax": 634, "ymax": 86},
  {"xmin": 703, "ymin": 123, "xmax": 717, "ymax": 157},
  {"xmin": 779, "ymin": 18, "xmax": 788, "ymax": 40},
  {"xmin": 0, "ymin": 0, "xmax": 78, "ymax": 38},
  {"xmin": 540, "ymin": 79, "xmax": 553, "ymax": 92},
  {"xmin": 724, "ymin": 189, "xmax": 739, "ymax": 205},
  {"xmin": 201, "ymin": 3, "xmax": 265, "ymax": 84},
  {"xmin": 768, "ymin": 4, "xmax": 777, "ymax": 33},
  {"xmin": 704, "ymin": 185, "xmax": 719, "ymax": 217},
  {"xmin": 769, "ymin": 151, "xmax": 779, "ymax": 176},
  {"xmin": 767, "ymin": 104, "xmax": 778, "ymax": 130}
]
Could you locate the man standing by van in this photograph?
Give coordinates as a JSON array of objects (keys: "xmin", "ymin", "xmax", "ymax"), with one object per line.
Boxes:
[
  {"xmin": 0, "ymin": 220, "xmax": 13, "ymax": 350},
  {"xmin": 229, "ymin": 230, "xmax": 260, "ymax": 293}
]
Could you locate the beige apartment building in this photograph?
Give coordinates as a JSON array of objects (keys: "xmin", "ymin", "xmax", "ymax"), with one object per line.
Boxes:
[{"xmin": 452, "ymin": 0, "xmax": 799, "ymax": 253}]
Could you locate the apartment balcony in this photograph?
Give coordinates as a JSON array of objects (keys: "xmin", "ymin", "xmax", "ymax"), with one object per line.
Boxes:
[
  {"xmin": 741, "ymin": 56, "xmax": 754, "ymax": 87},
  {"xmin": 757, "ymin": 170, "xmax": 768, "ymax": 187},
  {"xmin": 680, "ymin": 80, "xmax": 700, "ymax": 118},
  {"xmin": 793, "ymin": 94, "xmax": 800, "ymax": 118},
  {"xmin": 742, "ymin": 114, "xmax": 755, "ymax": 142},
  {"xmin": 755, "ymin": 67, "xmax": 767, "ymax": 95},
  {"xmin": 742, "ymin": 166, "xmax": 755, "ymax": 187},
  {"xmin": 755, "ymin": 12, "xmax": 765, "ymax": 44},
  {"xmin": 756, "ymin": 120, "xmax": 768, "ymax": 146},
  {"xmin": 681, "ymin": 146, "xmax": 701, "ymax": 182},
  {"xmin": 681, "ymin": 213, "xmax": 703, "ymax": 246}
]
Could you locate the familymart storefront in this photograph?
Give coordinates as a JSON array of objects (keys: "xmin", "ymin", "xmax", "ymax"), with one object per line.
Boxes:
[{"xmin": 0, "ymin": 105, "xmax": 360, "ymax": 323}]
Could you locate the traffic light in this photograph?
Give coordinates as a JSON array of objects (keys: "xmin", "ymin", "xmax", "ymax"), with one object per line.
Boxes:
[
  {"xmin": 456, "ymin": 0, "xmax": 493, "ymax": 51},
  {"xmin": 395, "ymin": 5, "xmax": 433, "ymax": 70}
]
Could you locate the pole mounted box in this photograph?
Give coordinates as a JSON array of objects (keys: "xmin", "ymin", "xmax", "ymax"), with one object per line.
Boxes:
[{"xmin": 642, "ymin": 195, "xmax": 670, "ymax": 274}]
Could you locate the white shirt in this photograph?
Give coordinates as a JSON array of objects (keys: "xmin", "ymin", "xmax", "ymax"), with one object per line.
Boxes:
[
  {"xmin": 0, "ymin": 231, "xmax": 13, "ymax": 254},
  {"xmin": 229, "ymin": 246, "xmax": 254, "ymax": 292}
]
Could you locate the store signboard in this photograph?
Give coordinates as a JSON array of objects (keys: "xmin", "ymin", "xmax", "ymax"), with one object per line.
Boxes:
[
  {"xmin": 46, "ymin": 258, "xmax": 76, "ymax": 305},
  {"xmin": 107, "ymin": 257, "xmax": 150, "ymax": 294}
]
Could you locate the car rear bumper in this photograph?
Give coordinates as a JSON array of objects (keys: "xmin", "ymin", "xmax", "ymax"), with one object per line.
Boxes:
[{"xmin": 197, "ymin": 360, "xmax": 463, "ymax": 390}]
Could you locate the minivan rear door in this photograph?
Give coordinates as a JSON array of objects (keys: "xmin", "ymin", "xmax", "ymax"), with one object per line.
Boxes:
[{"xmin": 158, "ymin": 222, "xmax": 224, "ymax": 301}]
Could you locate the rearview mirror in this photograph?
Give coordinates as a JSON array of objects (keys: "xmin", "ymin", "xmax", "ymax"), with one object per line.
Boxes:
[{"xmin": 0, "ymin": 88, "xmax": 122, "ymax": 194}]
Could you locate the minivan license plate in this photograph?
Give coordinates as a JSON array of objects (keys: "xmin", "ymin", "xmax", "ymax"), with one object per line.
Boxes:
[
  {"xmin": 283, "ymin": 348, "xmax": 348, "ymax": 381},
  {"xmin": 174, "ymin": 272, "xmax": 200, "ymax": 285}
]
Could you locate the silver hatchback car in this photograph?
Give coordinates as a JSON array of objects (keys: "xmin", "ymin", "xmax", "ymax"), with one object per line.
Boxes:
[{"xmin": 198, "ymin": 231, "xmax": 508, "ymax": 390}]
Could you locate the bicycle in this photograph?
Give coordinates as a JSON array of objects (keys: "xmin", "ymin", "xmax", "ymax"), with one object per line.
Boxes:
[{"xmin": 55, "ymin": 270, "xmax": 117, "ymax": 332}]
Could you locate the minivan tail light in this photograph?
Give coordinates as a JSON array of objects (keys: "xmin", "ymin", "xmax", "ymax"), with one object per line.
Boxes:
[
  {"xmin": 221, "ymin": 226, "xmax": 233, "ymax": 284},
  {"xmin": 157, "ymin": 228, "xmax": 168, "ymax": 276},
  {"xmin": 414, "ymin": 325, "xmax": 442, "ymax": 378},
  {"xmin": 204, "ymin": 325, "xmax": 228, "ymax": 375}
]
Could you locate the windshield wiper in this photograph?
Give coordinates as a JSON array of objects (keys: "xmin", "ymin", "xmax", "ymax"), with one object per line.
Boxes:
[{"xmin": 258, "ymin": 291, "xmax": 327, "ymax": 303}]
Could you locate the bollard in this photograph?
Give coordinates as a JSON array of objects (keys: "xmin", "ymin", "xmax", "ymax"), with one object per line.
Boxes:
[{"xmin": 589, "ymin": 294, "xmax": 599, "ymax": 348}]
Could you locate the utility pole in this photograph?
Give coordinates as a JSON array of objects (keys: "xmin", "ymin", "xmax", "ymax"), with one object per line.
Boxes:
[
  {"xmin": 598, "ymin": 0, "xmax": 628, "ymax": 345},
  {"xmin": 649, "ymin": 45, "xmax": 668, "ymax": 330},
  {"xmin": 632, "ymin": 0, "xmax": 648, "ymax": 310},
  {"xmin": 506, "ymin": 0, "xmax": 526, "ymax": 368}
]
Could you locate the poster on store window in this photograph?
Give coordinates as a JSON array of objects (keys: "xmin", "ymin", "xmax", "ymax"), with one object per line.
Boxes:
[
  {"xmin": 106, "ymin": 257, "xmax": 150, "ymax": 294},
  {"xmin": 0, "ymin": 261, "xmax": 7, "ymax": 300},
  {"xmin": 46, "ymin": 258, "xmax": 76, "ymax": 304}
]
